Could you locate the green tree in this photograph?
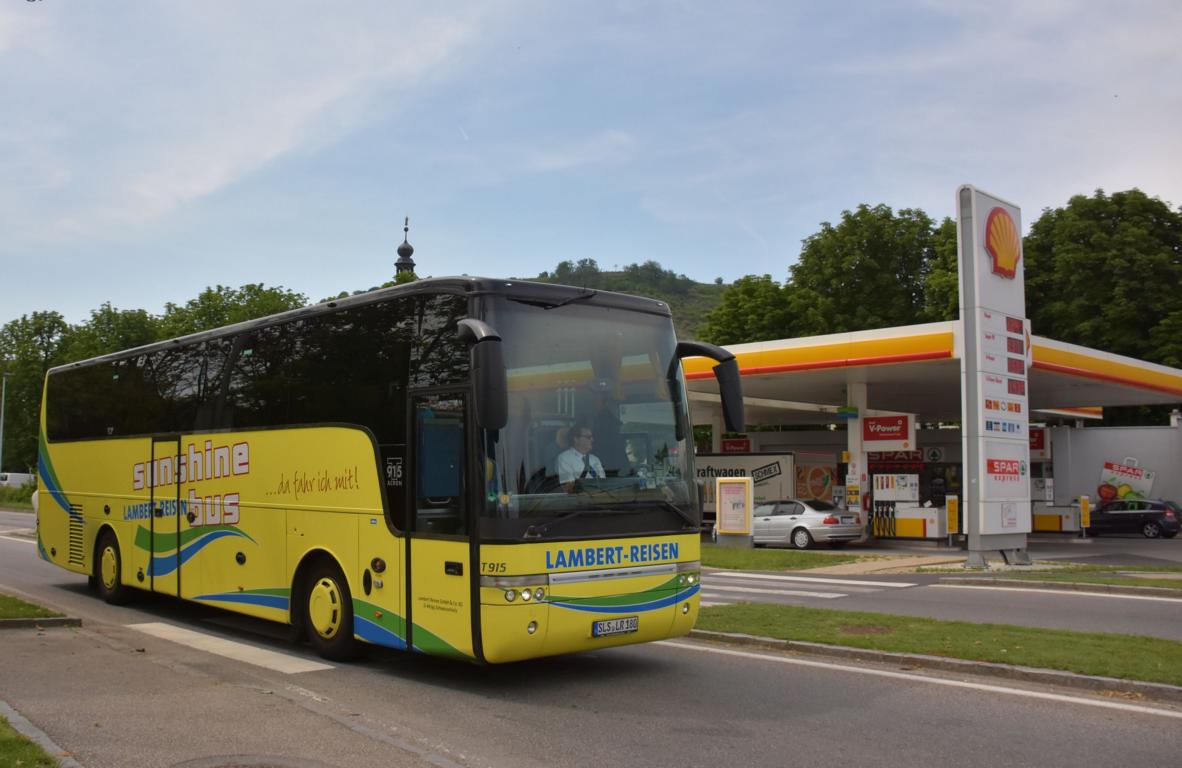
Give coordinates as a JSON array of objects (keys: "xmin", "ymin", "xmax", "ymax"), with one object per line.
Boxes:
[
  {"xmin": 787, "ymin": 204, "xmax": 936, "ymax": 335},
  {"xmin": 159, "ymin": 284, "xmax": 307, "ymax": 338},
  {"xmin": 1024, "ymin": 189, "xmax": 1182, "ymax": 364},
  {"xmin": 699, "ymin": 204, "xmax": 946, "ymax": 344},
  {"xmin": 698, "ymin": 274, "xmax": 793, "ymax": 345},
  {"xmin": 1149, "ymin": 309, "xmax": 1182, "ymax": 369},
  {"xmin": 922, "ymin": 217, "xmax": 960, "ymax": 322},
  {"xmin": 547, "ymin": 258, "xmax": 601, "ymax": 285},
  {"xmin": 58, "ymin": 303, "xmax": 160, "ymax": 363},
  {"xmin": 0, "ymin": 312, "xmax": 70, "ymax": 472}
]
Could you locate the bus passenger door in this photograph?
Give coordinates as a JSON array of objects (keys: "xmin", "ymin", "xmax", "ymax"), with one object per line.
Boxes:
[
  {"xmin": 407, "ymin": 392, "xmax": 474, "ymax": 660},
  {"xmin": 145, "ymin": 436, "xmax": 181, "ymax": 597}
]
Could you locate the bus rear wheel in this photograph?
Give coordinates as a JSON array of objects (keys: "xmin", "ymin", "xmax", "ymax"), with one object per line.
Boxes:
[
  {"xmin": 95, "ymin": 531, "xmax": 131, "ymax": 605},
  {"xmin": 304, "ymin": 561, "xmax": 356, "ymax": 661}
]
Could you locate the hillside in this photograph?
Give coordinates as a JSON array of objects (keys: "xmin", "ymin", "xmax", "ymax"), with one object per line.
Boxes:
[{"xmin": 530, "ymin": 259, "xmax": 725, "ymax": 340}]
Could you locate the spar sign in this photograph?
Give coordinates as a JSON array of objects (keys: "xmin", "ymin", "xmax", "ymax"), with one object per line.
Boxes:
[
  {"xmin": 1097, "ymin": 459, "xmax": 1155, "ymax": 503},
  {"xmin": 861, "ymin": 415, "xmax": 914, "ymax": 451},
  {"xmin": 986, "ymin": 458, "xmax": 1025, "ymax": 483}
]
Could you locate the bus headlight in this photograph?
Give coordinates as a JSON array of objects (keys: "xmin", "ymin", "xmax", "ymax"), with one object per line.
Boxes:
[
  {"xmin": 483, "ymin": 574, "xmax": 550, "ymax": 604},
  {"xmin": 676, "ymin": 561, "xmax": 701, "ymax": 587}
]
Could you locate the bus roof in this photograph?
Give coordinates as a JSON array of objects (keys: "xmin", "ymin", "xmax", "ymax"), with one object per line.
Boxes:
[{"xmin": 48, "ymin": 277, "xmax": 673, "ymax": 374}]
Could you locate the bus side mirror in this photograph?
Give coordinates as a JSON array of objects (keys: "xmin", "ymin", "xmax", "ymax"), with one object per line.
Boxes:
[
  {"xmin": 457, "ymin": 319, "xmax": 508, "ymax": 432},
  {"xmin": 673, "ymin": 341, "xmax": 744, "ymax": 435}
]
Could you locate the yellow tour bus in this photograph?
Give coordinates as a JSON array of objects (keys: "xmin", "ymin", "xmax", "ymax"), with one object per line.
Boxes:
[{"xmin": 36, "ymin": 277, "xmax": 744, "ymax": 662}]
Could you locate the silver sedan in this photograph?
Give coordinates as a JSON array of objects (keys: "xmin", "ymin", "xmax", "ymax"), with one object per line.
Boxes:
[{"xmin": 752, "ymin": 499, "xmax": 863, "ymax": 549}]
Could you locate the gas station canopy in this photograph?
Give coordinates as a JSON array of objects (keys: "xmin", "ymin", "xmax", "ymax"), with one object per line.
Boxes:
[{"xmin": 683, "ymin": 321, "xmax": 1182, "ymax": 426}]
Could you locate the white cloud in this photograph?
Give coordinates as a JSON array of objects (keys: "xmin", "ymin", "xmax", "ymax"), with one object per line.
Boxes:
[
  {"xmin": 0, "ymin": 3, "xmax": 52, "ymax": 56},
  {"xmin": 1, "ymin": 5, "xmax": 485, "ymax": 247},
  {"xmin": 526, "ymin": 130, "xmax": 636, "ymax": 172},
  {"xmin": 631, "ymin": 0, "xmax": 1182, "ymax": 264}
]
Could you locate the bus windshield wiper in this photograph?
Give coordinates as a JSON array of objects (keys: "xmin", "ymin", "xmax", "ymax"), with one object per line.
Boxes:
[
  {"xmin": 522, "ymin": 505, "xmax": 637, "ymax": 539},
  {"xmin": 656, "ymin": 500, "xmax": 697, "ymax": 529},
  {"xmin": 509, "ymin": 289, "xmax": 597, "ymax": 311},
  {"xmin": 577, "ymin": 480, "xmax": 698, "ymax": 527}
]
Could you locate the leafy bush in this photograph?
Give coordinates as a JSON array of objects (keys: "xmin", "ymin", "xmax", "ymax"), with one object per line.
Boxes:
[{"xmin": 0, "ymin": 482, "xmax": 36, "ymax": 509}]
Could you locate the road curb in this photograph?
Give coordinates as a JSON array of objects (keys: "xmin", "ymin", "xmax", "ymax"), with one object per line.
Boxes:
[
  {"xmin": 0, "ymin": 698, "xmax": 86, "ymax": 767},
  {"xmin": 939, "ymin": 577, "xmax": 1182, "ymax": 598},
  {"xmin": 0, "ymin": 617, "xmax": 81, "ymax": 630},
  {"xmin": 688, "ymin": 629, "xmax": 1182, "ymax": 704}
]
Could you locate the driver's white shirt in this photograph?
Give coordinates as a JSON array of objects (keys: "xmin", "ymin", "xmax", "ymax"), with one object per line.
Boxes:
[{"xmin": 555, "ymin": 447, "xmax": 606, "ymax": 485}]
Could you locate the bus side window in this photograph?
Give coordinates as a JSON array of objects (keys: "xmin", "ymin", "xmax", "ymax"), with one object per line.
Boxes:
[{"xmin": 413, "ymin": 394, "xmax": 466, "ymax": 536}]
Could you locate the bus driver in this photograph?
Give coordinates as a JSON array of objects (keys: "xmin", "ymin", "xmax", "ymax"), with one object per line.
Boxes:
[{"xmin": 556, "ymin": 425, "xmax": 606, "ymax": 492}]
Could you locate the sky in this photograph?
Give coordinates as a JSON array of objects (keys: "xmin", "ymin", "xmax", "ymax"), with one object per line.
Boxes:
[{"xmin": 3, "ymin": 0, "xmax": 1181, "ymax": 326}]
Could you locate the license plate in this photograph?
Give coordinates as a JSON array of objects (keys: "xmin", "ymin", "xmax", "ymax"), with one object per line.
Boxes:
[
  {"xmin": 841, "ymin": 516, "xmax": 856, "ymax": 524},
  {"xmin": 593, "ymin": 616, "xmax": 639, "ymax": 637}
]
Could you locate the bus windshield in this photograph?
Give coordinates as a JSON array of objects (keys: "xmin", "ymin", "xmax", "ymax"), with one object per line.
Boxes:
[{"xmin": 479, "ymin": 295, "xmax": 698, "ymax": 541}]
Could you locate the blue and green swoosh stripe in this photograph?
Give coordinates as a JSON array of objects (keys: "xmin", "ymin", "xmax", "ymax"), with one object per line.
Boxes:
[
  {"xmin": 546, "ymin": 575, "xmax": 699, "ymax": 614},
  {"xmin": 134, "ymin": 524, "xmax": 257, "ymax": 576}
]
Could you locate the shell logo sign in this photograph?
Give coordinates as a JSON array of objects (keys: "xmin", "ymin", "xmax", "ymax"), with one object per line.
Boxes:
[{"xmin": 985, "ymin": 207, "xmax": 1021, "ymax": 279}]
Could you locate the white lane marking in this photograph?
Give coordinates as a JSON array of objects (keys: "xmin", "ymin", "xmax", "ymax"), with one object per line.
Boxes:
[
  {"xmin": 703, "ymin": 585, "xmax": 847, "ymax": 599},
  {"xmin": 0, "ymin": 534, "xmax": 35, "ymax": 545},
  {"xmin": 127, "ymin": 622, "xmax": 332, "ymax": 674},
  {"xmin": 657, "ymin": 640, "xmax": 1182, "ymax": 721},
  {"xmin": 700, "ymin": 601, "xmax": 724, "ymax": 607},
  {"xmin": 712, "ymin": 571, "xmax": 916, "ymax": 588},
  {"xmin": 932, "ymin": 584, "xmax": 1182, "ymax": 603}
]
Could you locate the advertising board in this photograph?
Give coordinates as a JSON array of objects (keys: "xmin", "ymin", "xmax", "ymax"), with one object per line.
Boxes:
[
  {"xmin": 1097, "ymin": 458, "xmax": 1155, "ymax": 503},
  {"xmin": 795, "ymin": 463, "xmax": 837, "ymax": 502},
  {"xmin": 873, "ymin": 474, "xmax": 919, "ymax": 502},
  {"xmin": 1029, "ymin": 427, "xmax": 1050, "ymax": 461},
  {"xmin": 981, "ymin": 439, "xmax": 1030, "ymax": 502},
  {"xmin": 720, "ymin": 438, "xmax": 752, "ymax": 454},
  {"xmin": 861, "ymin": 415, "xmax": 915, "ymax": 452},
  {"xmin": 715, "ymin": 477, "xmax": 753, "ymax": 535}
]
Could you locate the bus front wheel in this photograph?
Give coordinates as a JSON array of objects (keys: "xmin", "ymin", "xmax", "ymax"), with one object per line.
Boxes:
[
  {"xmin": 95, "ymin": 531, "xmax": 131, "ymax": 605},
  {"xmin": 304, "ymin": 561, "xmax": 356, "ymax": 661}
]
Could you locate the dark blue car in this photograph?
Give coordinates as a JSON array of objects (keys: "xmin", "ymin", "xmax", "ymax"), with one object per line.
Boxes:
[{"xmin": 1087, "ymin": 499, "xmax": 1180, "ymax": 539}]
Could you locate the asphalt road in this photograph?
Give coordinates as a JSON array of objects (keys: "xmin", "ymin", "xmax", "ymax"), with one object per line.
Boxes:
[
  {"xmin": 3, "ymin": 510, "xmax": 1182, "ymax": 768},
  {"xmin": 699, "ymin": 531, "xmax": 1182, "ymax": 640}
]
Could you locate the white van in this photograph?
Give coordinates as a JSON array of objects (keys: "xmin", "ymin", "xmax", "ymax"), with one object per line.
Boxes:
[{"xmin": 0, "ymin": 472, "xmax": 34, "ymax": 487}]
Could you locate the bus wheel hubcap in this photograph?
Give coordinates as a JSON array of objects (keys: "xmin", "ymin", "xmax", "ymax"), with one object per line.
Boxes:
[
  {"xmin": 309, "ymin": 578, "xmax": 342, "ymax": 639},
  {"xmin": 101, "ymin": 547, "xmax": 118, "ymax": 590}
]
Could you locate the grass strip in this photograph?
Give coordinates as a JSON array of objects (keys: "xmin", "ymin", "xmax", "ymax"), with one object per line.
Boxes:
[
  {"xmin": 0, "ymin": 594, "xmax": 61, "ymax": 620},
  {"xmin": 0, "ymin": 715, "xmax": 58, "ymax": 768},
  {"xmin": 701, "ymin": 544, "xmax": 863, "ymax": 571},
  {"xmin": 997, "ymin": 573, "xmax": 1182, "ymax": 590},
  {"xmin": 697, "ymin": 603, "xmax": 1182, "ymax": 687},
  {"xmin": 933, "ymin": 564, "xmax": 1182, "ymax": 591}
]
